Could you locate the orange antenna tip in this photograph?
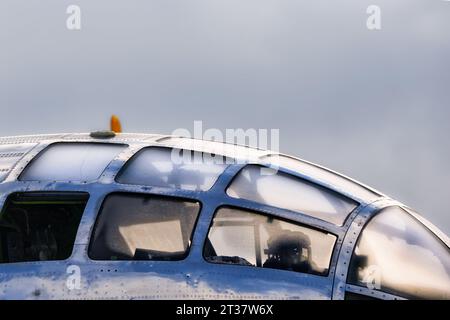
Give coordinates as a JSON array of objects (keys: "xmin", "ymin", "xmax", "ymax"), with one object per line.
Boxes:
[{"xmin": 110, "ymin": 115, "xmax": 122, "ymax": 133}]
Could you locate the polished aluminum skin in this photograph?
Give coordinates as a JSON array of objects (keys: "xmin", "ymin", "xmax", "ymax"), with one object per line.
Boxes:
[{"xmin": 0, "ymin": 133, "xmax": 448, "ymax": 300}]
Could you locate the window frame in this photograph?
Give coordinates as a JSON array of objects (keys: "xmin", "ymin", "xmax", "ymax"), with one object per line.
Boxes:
[
  {"xmin": 87, "ymin": 191, "xmax": 203, "ymax": 262},
  {"xmin": 0, "ymin": 143, "xmax": 38, "ymax": 183},
  {"xmin": 18, "ymin": 142, "xmax": 128, "ymax": 183},
  {"xmin": 114, "ymin": 146, "xmax": 232, "ymax": 191},
  {"xmin": 225, "ymin": 164, "xmax": 360, "ymax": 226},
  {"xmin": 202, "ymin": 205, "xmax": 338, "ymax": 278},
  {"xmin": 345, "ymin": 205, "xmax": 450, "ymax": 300},
  {"xmin": 0, "ymin": 191, "xmax": 90, "ymax": 265},
  {"xmin": 259, "ymin": 153, "xmax": 382, "ymax": 203}
]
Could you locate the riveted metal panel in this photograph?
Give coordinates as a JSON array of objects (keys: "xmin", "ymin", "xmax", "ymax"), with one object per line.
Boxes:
[
  {"xmin": 0, "ymin": 143, "xmax": 38, "ymax": 182},
  {"xmin": 0, "ymin": 134, "xmax": 445, "ymax": 300},
  {"xmin": 345, "ymin": 284, "xmax": 405, "ymax": 300},
  {"xmin": 331, "ymin": 198, "xmax": 407, "ymax": 300}
]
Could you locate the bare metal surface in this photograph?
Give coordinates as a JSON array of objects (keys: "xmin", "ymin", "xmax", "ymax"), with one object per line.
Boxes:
[{"xmin": 0, "ymin": 133, "xmax": 445, "ymax": 300}]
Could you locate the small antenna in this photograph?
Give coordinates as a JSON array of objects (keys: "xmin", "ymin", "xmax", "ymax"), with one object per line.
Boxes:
[{"xmin": 110, "ymin": 115, "xmax": 122, "ymax": 133}]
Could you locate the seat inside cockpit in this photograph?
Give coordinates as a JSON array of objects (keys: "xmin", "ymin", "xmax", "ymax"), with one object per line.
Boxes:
[{"xmin": 204, "ymin": 207, "xmax": 336, "ymax": 276}]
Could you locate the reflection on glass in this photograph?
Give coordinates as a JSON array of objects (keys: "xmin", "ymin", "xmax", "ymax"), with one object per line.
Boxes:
[
  {"xmin": 116, "ymin": 147, "xmax": 230, "ymax": 191},
  {"xmin": 20, "ymin": 143, "xmax": 126, "ymax": 181},
  {"xmin": 158, "ymin": 137, "xmax": 265, "ymax": 162},
  {"xmin": 89, "ymin": 193, "xmax": 200, "ymax": 261},
  {"xmin": 348, "ymin": 206, "xmax": 450, "ymax": 299},
  {"xmin": 261, "ymin": 154, "xmax": 380, "ymax": 202},
  {"xmin": 204, "ymin": 207, "xmax": 336, "ymax": 276},
  {"xmin": 226, "ymin": 165, "xmax": 358, "ymax": 225}
]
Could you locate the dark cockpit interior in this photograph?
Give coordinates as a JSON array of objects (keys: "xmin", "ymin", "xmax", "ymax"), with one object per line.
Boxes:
[{"xmin": 0, "ymin": 192, "xmax": 88, "ymax": 263}]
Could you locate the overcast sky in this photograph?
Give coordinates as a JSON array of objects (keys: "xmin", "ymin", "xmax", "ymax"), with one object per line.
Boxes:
[{"xmin": 1, "ymin": 0, "xmax": 449, "ymax": 233}]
